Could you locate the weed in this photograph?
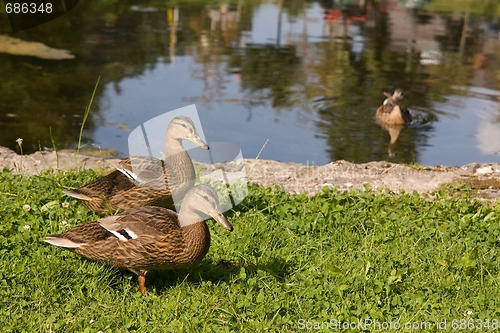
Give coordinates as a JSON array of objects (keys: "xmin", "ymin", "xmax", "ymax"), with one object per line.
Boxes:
[
  {"xmin": 247, "ymin": 138, "xmax": 269, "ymax": 179},
  {"xmin": 408, "ymin": 162, "xmax": 426, "ymax": 170},
  {"xmin": 76, "ymin": 77, "xmax": 100, "ymax": 167},
  {"xmin": 49, "ymin": 126, "xmax": 59, "ymax": 170},
  {"xmin": 15, "ymin": 138, "xmax": 23, "ymax": 172}
]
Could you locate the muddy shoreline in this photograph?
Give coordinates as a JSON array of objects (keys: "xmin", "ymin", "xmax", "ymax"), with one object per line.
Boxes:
[{"xmin": 1, "ymin": 146, "xmax": 499, "ymax": 202}]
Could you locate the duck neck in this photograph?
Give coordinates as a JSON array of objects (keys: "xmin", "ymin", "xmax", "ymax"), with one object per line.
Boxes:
[
  {"xmin": 178, "ymin": 208, "xmax": 202, "ymax": 228},
  {"xmin": 165, "ymin": 137, "xmax": 185, "ymax": 156},
  {"xmin": 179, "ymin": 219, "xmax": 211, "ymax": 265}
]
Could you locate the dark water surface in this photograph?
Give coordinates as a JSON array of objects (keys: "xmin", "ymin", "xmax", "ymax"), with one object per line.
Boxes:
[{"xmin": 0, "ymin": 0, "xmax": 499, "ymax": 166}]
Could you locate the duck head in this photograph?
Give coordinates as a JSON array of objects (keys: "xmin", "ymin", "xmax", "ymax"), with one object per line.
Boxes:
[
  {"xmin": 179, "ymin": 184, "xmax": 233, "ymax": 232},
  {"xmin": 166, "ymin": 116, "xmax": 209, "ymax": 151}
]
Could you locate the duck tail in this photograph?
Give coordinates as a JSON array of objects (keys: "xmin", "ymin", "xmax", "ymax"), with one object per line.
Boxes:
[{"xmin": 44, "ymin": 236, "xmax": 85, "ymax": 248}]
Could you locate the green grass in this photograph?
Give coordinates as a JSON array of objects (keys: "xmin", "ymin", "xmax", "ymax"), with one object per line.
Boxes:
[{"xmin": 1, "ymin": 169, "xmax": 499, "ymax": 332}]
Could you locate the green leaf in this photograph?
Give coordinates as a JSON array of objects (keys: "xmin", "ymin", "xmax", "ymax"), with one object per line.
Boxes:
[{"xmin": 40, "ymin": 200, "xmax": 59, "ymax": 212}]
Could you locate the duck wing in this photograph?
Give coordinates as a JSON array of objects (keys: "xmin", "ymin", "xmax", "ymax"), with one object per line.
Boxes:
[
  {"xmin": 64, "ymin": 170, "xmax": 135, "ymax": 199},
  {"xmin": 45, "ymin": 220, "xmax": 115, "ymax": 248},
  {"xmin": 110, "ymin": 156, "xmax": 166, "ymax": 186},
  {"xmin": 98, "ymin": 206, "xmax": 181, "ymax": 242},
  {"xmin": 97, "ymin": 206, "xmax": 187, "ymax": 267}
]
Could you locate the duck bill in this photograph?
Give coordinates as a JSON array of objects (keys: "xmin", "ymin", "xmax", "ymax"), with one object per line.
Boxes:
[
  {"xmin": 190, "ymin": 135, "xmax": 209, "ymax": 150},
  {"xmin": 210, "ymin": 211, "xmax": 233, "ymax": 232}
]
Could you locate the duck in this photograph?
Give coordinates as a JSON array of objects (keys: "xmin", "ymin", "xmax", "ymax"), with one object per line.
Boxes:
[
  {"xmin": 375, "ymin": 89, "xmax": 412, "ymax": 126},
  {"xmin": 64, "ymin": 116, "xmax": 209, "ymax": 214},
  {"xmin": 45, "ymin": 184, "xmax": 233, "ymax": 295}
]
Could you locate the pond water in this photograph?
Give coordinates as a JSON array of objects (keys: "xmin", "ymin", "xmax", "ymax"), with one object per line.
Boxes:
[{"xmin": 0, "ymin": 0, "xmax": 499, "ymax": 166}]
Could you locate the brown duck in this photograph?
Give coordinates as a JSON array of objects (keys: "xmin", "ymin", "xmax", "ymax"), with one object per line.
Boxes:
[
  {"xmin": 375, "ymin": 89, "xmax": 412, "ymax": 126},
  {"xmin": 64, "ymin": 116, "xmax": 209, "ymax": 214},
  {"xmin": 45, "ymin": 184, "xmax": 233, "ymax": 295}
]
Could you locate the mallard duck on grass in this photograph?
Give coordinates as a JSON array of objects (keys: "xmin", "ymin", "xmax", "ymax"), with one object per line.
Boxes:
[
  {"xmin": 45, "ymin": 185, "xmax": 233, "ymax": 295},
  {"xmin": 375, "ymin": 88, "xmax": 412, "ymax": 126},
  {"xmin": 64, "ymin": 116, "xmax": 209, "ymax": 214}
]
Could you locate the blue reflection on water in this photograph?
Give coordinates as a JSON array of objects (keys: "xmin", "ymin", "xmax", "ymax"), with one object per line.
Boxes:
[{"xmin": 92, "ymin": 2, "xmax": 499, "ymax": 166}]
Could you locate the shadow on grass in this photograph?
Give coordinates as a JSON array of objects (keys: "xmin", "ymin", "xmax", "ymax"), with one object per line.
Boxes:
[{"xmin": 107, "ymin": 256, "xmax": 294, "ymax": 295}]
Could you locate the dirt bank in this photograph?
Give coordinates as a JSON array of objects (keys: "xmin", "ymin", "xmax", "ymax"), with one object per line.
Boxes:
[{"xmin": 1, "ymin": 146, "xmax": 499, "ymax": 202}]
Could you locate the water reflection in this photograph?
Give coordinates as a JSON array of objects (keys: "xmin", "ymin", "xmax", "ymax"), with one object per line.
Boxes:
[{"xmin": 0, "ymin": 0, "xmax": 498, "ymax": 166}]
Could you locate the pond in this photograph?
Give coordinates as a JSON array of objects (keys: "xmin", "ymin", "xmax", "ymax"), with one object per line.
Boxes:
[{"xmin": 0, "ymin": 0, "xmax": 499, "ymax": 166}]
